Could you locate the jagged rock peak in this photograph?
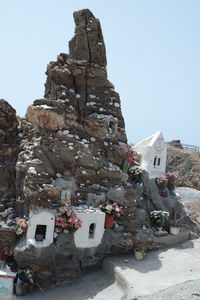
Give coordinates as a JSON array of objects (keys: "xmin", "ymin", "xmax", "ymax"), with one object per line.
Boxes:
[
  {"xmin": 69, "ymin": 9, "xmax": 107, "ymax": 67},
  {"xmin": 0, "ymin": 99, "xmax": 17, "ymax": 133}
]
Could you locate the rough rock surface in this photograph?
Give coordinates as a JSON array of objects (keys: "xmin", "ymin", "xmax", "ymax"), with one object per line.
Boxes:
[
  {"xmin": 0, "ymin": 99, "xmax": 18, "ymax": 208},
  {"xmin": 23, "ymin": 9, "xmax": 127, "ymax": 213},
  {"xmin": 167, "ymin": 143, "xmax": 200, "ymax": 190}
]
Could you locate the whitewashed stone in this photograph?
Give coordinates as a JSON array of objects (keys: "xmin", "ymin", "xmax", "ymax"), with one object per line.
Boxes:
[
  {"xmin": 26, "ymin": 210, "xmax": 55, "ymax": 248},
  {"xmin": 134, "ymin": 130, "xmax": 167, "ymax": 179},
  {"xmin": 73, "ymin": 209, "xmax": 105, "ymax": 248}
]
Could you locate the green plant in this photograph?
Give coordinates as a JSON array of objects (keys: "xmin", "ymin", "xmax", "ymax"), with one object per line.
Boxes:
[
  {"xmin": 134, "ymin": 246, "xmax": 146, "ymax": 256},
  {"xmin": 170, "ymin": 212, "xmax": 184, "ymax": 227},
  {"xmin": 150, "ymin": 210, "xmax": 169, "ymax": 228},
  {"xmin": 17, "ymin": 267, "xmax": 33, "ymax": 284}
]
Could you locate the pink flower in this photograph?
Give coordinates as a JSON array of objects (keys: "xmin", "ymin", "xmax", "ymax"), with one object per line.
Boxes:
[
  {"xmin": 106, "ymin": 205, "xmax": 112, "ymax": 211},
  {"xmin": 127, "ymin": 156, "xmax": 134, "ymax": 165},
  {"xmin": 67, "ymin": 210, "xmax": 72, "ymax": 217}
]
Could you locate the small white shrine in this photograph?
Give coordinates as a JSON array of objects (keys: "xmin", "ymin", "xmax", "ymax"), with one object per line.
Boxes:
[
  {"xmin": 73, "ymin": 206, "xmax": 105, "ymax": 248},
  {"xmin": 0, "ymin": 261, "xmax": 16, "ymax": 298},
  {"xmin": 26, "ymin": 210, "xmax": 55, "ymax": 248},
  {"xmin": 133, "ymin": 130, "xmax": 167, "ymax": 179}
]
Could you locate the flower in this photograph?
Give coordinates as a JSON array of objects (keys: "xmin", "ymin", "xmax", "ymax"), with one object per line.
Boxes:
[
  {"xmin": 150, "ymin": 210, "xmax": 169, "ymax": 228},
  {"xmin": 14, "ymin": 218, "xmax": 28, "ymax": 236},
  {"xmin": 100, "ymin": 201, "xmax": 123, "ymax": 216},
  {"xmin": 55, "ymin": 209, "xmax": 82, "ymax": 233}
]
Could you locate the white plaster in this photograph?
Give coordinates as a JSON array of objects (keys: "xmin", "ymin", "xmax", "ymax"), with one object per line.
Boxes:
[
  {"xmin": 134, "ymin": 131, "xmax": 167, "ymax": 179},
  {"xmin": 73, "ymin": 208, "xmax": 105, "ymax": 248},
  {"xmin": 26, "ymin": 210, "xmax": 55, "ymax": 248}
]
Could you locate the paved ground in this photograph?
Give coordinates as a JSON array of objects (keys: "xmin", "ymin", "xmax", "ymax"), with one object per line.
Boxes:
[
  {"xmin": 7, "ymin": 238, "xmax": 200, "ymax": 300},
  {"xmin": 104, "ymin": 238, "xmax": 200, "ymax": 299},
  {"xmin": 10, "ymin": 269, "xmax": 125, "ymax": 300}
]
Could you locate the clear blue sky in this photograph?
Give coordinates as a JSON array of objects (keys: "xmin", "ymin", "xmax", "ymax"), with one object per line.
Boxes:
[{"xmin": 0, "ymin": 0, "xmax": 200, "ymax": 145}]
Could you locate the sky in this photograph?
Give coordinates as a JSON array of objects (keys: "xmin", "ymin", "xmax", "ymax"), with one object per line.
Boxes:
[{"xmin": 0, "ymin": 0, "xmax": 200, "ymax": 145}]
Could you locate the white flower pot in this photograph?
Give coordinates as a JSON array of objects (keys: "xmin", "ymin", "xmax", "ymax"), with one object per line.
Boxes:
[
  {"xmin": 134, "ymin": 249, "xmax": 144, "ymax": 260},
  {"xmin": 170, "ymin": 226, "xmax": 181, "ymax": 235}
]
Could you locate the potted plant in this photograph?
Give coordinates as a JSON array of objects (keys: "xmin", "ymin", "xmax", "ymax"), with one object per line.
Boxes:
[
  {"xmin": 55, "ymin": 208, "xmax": 82, "ymax": 234},
  {"xmin": 134, "ymin": 245, "xmax": 146, "ymax": 260},
  {"xmin": 150, "ymin": 210, "xmax": 169, "ymax": 231},
  {"xmin": 170, "ymin": 212, "xmax": 183, "ymax": 235},
  {"xmin": 15, "ymin": 267, "xmax": 33, "ymax": 296},
  {"xmin": 100, "ymin": 202, "xmax": 123, "ymax": 228}
]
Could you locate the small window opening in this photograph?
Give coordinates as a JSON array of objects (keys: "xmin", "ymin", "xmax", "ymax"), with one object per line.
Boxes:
[
  {"xmin": 35, "ymin": 225, "xmax": 47, "ymax": 242},
  {"xmin": 157, "ymin": 158, "xmax": 161, "ymax": 166},
  {"xmin": 89, "ymin": 223, "xmax": 96, "ymax": 239},
  {"xmin": 153, "ymin": 157, "xmax": 157, "ymax": 167}
]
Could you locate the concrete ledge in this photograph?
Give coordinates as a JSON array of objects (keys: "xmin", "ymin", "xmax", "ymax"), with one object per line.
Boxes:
[{"xmin": 152, "ymin": 228, "xmax": 190, "ymax": 246}]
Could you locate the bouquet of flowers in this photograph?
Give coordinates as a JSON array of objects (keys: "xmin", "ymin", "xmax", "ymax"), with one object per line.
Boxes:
[
  {"xmin": 166, "ymin": 173, "xmax": 177, "ymax": 192},
  {"xmin": 100, "ymin": 202, "xmax": 123, "ymax": 217},
  {"xmin": 129, "ymin": 165, "xmax": 143, "ymax": 183},
  {"xmin": 155, "ymin": 176, "xmax": 168, "ymax": 197},
  {"xmin": 55, "ymin": 208, "xmax": 82, "ymax": 233},
  {"xmin": 150, "ymin": 210, "xmax": 169, "ymax": 228},
  {"xmin": 155, "ymin": 176, "xmax": 168, "ymax": 187},
  {"xmin": 120, "ymin": 143, "xmax": 137, "ymax": 172},
  {"xmin": 14, "ymin": 218, "xmax": 28, "ymax": 236},
  {"xmin": 17, "ymin": 267, "xmax": 33, "ymax": 284}
]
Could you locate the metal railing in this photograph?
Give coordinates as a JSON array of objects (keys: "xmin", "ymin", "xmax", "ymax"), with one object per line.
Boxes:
[{"xmin": 182, "ymin": 144, "xmax": 200, "ymax": 155}]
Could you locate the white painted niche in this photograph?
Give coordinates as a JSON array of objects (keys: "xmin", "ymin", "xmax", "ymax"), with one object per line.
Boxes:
[
  {"xmin": 73, "ymin": 207, "xmax": 105, "ymax": 248},
  {"xmin": 27, "ymin": 210, "xmax": 55, "ymax": 248}
]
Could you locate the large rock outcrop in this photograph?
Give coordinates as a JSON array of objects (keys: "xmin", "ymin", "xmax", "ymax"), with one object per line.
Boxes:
[
  {"xmin": 0, "ymin": 99, "xmax": 18, "ymax": 209},
  {"xmin": 22, "ymin": 9, "xmax": 129, "ymax": 216}
]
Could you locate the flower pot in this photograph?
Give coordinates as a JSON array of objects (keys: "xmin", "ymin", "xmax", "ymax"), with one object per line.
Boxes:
[
  {"xmin": 28, "ymin": 283, "xmax": 34, "ymax": 293},
  {"xmin": 170, "ymin": 226, "xmax": 181, "ymax": 235},
  {"xmin": 105, "ymin": 215, "xmax": 114, "ymax": 228},
  {"xmin": 15, "ymin": 283, "xmax": 28, "ymax": 296},
  {"xmin": 134, "ymin": 249, "xmax": 144, "ymax": 260}
]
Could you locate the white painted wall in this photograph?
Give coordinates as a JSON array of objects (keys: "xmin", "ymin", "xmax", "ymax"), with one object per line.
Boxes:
[
  {"xmin": 73, "ymin": 208, "xmax": 105, "ymax": 248},
  {"xmin": 27, "ymin": 210, "xmax": 55, "ymax": 248},
  {"xmin": 134, "ymin": 131, "xmax": 167, "ymax": 179}
]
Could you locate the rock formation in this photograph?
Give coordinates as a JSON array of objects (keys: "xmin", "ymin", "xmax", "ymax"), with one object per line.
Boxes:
[
  {"xmin": 0, "ymin": 9, "xmax": 199, "ymax": 288},
  {"xmin": 0, "ymin": 99, "xmax": 18, "ymax": 209},
  {"xmin": 21, "ymin": 9, "xmax": 129, "ymax": 217}
]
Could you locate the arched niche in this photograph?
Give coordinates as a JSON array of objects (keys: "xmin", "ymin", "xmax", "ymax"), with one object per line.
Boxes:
[
  {"xmin": 73, "ymin": 209, "xmax": 105, "ymax": 248},
  {"xmin": 26, "ymin": 210, "xmax": 55, "ymax": 248}
]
